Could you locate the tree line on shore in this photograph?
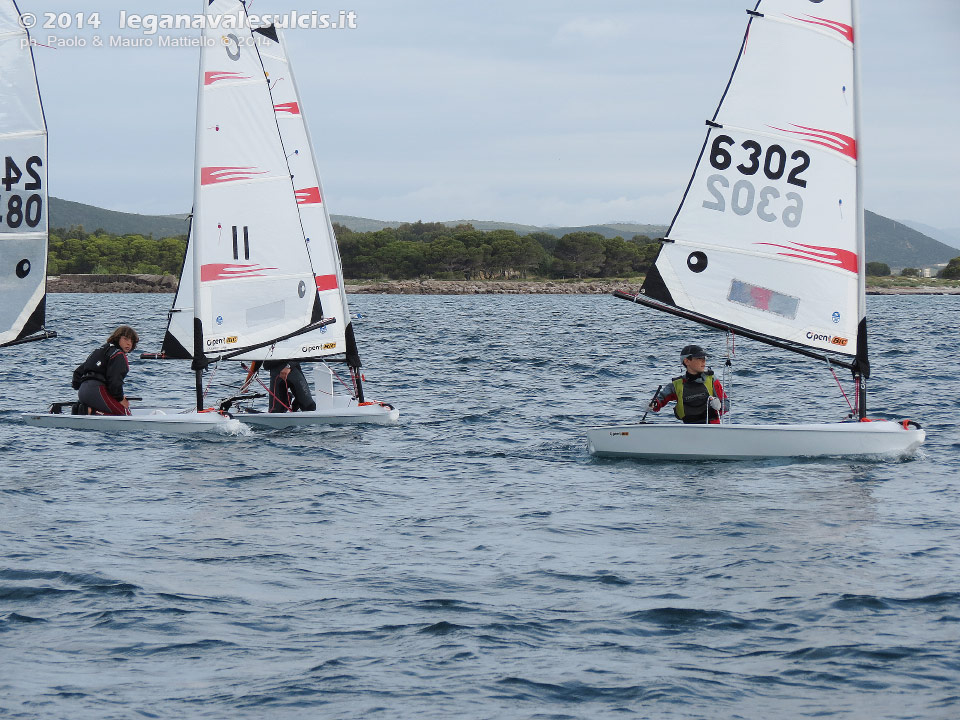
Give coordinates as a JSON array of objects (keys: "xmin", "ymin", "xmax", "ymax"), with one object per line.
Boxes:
[
  {"xmin": 45, "ymin": 224, "xmax": 960, "ymax": 280},
  {"xmin": 46, "ymin": 223, "xmax": 661, "ymax": 279}
]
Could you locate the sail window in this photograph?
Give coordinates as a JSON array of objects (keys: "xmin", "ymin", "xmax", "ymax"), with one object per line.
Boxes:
[
  {"xmin": 246, "ymin": 300, "xmax": 285, "ymax": 327},
  {"xmin": 727, "ymin": 280, "xmax": 799, "ymax": 319}
]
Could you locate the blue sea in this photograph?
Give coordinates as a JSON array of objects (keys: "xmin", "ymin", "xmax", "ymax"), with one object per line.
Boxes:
[{"xmin": 1, "ymin": 293, "xmax": 958, "ymax": 719}]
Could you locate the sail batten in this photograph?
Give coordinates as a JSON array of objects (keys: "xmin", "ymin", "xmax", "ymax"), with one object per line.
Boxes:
[{"xmin": 641, "ymin": 0, "xmax": 864, "ymax": 366}]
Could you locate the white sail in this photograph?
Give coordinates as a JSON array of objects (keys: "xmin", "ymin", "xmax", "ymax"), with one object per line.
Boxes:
[
  {"xmin": 166, "ymin": 0, "xmax": 329, "ymax": 362},
  {"xmin": 641, "ymin": 0, "xmax": 864, "ymax": 362},
  {"xmin": 0, "ymin": 0, "xmax": 49, "ymax": 346},
  {"xmin": 163, "ymin": 5, "xmax": 353, "ymax": 363}
]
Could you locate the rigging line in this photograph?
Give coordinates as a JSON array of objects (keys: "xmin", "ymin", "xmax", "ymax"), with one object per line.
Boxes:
[
  {"xmin": 326, "ymin": 363, "xmax": 354, "ymax": 394},
  {"xmin": 202, "ymin": 357, "xmax": 221, "ymax": 403},
  {"xmin": 826, "ymin": 358, "xmax": 854, "ymax": 414},
  {"xmin": 252, "ymin": 374, "xmax": 292, "ymax": 412}
]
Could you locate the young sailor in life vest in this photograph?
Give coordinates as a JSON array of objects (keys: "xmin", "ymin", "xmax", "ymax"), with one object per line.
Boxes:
[
  {"xmin": 71, "ymin": 325, "xmax": 139, "ymax": 416},
  {"xmin": 647, "ymin": 345, "xmax": 729, "ymax": 424}
]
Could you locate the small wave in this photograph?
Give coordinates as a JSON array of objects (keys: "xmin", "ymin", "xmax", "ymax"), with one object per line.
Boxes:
[
  {"xmin": 419, "ymin": 621, "xmax": 467, "ymax": 636},
  {"xmin": 2, "ymin": 612, "xmax": 47, "ymax": 625},
  {"xmin": 536, "ymin": 569, "xmax": 631, "ymax": 586},
  {"xmin": 410, "ymin": 598, "xmax": 479, "ymax": 613},
  {"xmin": 784, "ymin": 645, "xmax": 923, "ymax": 662},
  {"xmin": 625, "ymin": 607, "xmax": 756, "ymax": 633},
  {"xmin": 494, "ymin": 676, "xmax": 697, "ymax": 704},
  {"xmin": 0, "ymin": 585, "xmax": 79, "ymax": 601},
  {"xmin": 111, "ymin": 638, "xmax": 238, "ymax": 657},
  {"xmin": 831, "ymin": 592, "xmax": 960, "ymax": 611}
]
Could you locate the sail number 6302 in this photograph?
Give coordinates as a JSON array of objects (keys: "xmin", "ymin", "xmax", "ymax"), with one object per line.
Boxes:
[
  {"xmin": 703, "ymin": 175, "xmax": 803, "ymax": 228},
  {"xmin": 709, "ymin": 134, "xmax": 809, "ymax": 188}
]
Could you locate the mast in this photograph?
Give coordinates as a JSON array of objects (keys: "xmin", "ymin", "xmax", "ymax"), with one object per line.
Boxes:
[
  {"xmin": 190, "ymin": 0, "xmax": 207, "ymax": 411},
  {"xmin": 851, "ymin": 0, "xmax": 869, "ymax": 418}
]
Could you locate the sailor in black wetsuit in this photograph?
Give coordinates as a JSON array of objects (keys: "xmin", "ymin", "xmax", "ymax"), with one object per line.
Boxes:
[
  {"xmin": 71, "ymin": 326, "xmax": 139, "ymax": 415},
  {"xmin": 264, "ymin": 360, "xmax": 316, "ymax": 413}
]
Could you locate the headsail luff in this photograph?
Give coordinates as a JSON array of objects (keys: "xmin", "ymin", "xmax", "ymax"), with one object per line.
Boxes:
[
  {"xmin": 631, "ymin": 0, "xmax": 866, "ymax": 373},
  {"xmin": 0, "ymin": 0, "xmax": 54, "ymax": 347}
]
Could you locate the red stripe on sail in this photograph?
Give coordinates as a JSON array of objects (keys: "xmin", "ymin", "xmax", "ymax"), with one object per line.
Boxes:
[
  {"xmin": 295, "ymin": 187, "xmax": 323, "ymax": 205},
  {"xmin": 315, "ymin": 274, "xmax": 339, "ymax": 291},
  {"xmin": 201, "ymin": 263, "xmax": 279, "ymax": 282},
  {"xmin": 768, "ymin": 124, "xmax": 857, "ymax": 160},
  {"xmin": 785, "ymin": 15, "xmax": 854, "ymax": 43},
  {"xmin": 274, "ymin": 102, "xmax": 301, "ymax": 115},
  {"xmin": 201, "ymin": 166, "xmax": 268, "ymax": 185},
  {"xmin": 205, "ymin": 71, "xmax": 251, "ymax": 85},
  {"xmin": 756, "ymin": 242, "xmax": 858, "ymax": 274}
]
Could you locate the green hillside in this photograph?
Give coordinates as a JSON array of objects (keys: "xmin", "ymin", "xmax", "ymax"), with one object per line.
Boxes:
[{"xmin": 49, "ymin": 199, "xmax": 957, "ymax": 269}]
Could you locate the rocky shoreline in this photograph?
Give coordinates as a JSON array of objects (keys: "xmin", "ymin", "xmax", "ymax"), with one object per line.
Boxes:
[{"xmin": 46, "ymin": 274, "xmax": 960, "ymax": 295}]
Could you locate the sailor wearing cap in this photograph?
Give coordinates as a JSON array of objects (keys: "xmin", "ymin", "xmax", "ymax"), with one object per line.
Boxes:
[{"xmin": 647, "ymin": 344, "xmax": 729, "ymax": 424}]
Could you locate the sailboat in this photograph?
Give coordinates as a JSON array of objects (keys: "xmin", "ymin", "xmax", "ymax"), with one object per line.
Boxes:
[
  {"xmin": 587, "ymin": 0, "xmax": 925, "ymax": 460},
  {"xmin": 24, "ymin": 0, "xmax": 396, "ymax": 432},
  {"xmin": 0, "ymin": 0, "xmax": 56, "ymax": 348},
  {"xmin": 156, "ymin": 8, "xmax": 397, "ymax": 429}
]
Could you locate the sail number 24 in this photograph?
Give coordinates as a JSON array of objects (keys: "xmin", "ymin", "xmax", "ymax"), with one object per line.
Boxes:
[
  {"xmin": 703, "ymin": 135, "xmax": 806, "ymax": 228},
  {"xmin": 1, "ymin": 156, "xmax": 43, "ymax": 230}
]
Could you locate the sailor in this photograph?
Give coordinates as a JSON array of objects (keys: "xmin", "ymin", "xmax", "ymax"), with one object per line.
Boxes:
[
  {"xmin": 264, "ymin": 360, "xmax": 317, "ymax": 413},
  {"xmin": 71, "ymin": 325, "xmax": 139, "ymax": 416},
  {"xmin": 647, "ymin": 344, "xmax": 729, "ymax": 424}
]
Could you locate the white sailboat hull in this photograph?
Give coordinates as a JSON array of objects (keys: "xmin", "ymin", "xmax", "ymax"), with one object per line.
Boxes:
[
  {"xmin": 586, "ymin": 421, "xmax": 925, "ymax": 460},
  {"xmin": 235, "ymin": 401, "xmax": 399, "ymax": 429},
  {"xmin": 21, "ymin": 408, "xmax": 240, "ymax": 434}
]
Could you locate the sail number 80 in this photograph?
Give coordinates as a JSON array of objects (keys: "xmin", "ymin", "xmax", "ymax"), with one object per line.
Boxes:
[
  {"xmin": 0, "ymin": 156, "xmax": 44, "ymax": 229},
  {"xmin": 703, "ymin": 175, "xmax": 803, "ymax": 228}
]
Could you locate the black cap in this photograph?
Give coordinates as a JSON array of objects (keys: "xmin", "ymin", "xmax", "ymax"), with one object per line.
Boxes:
[{"xmin": 680, "ymin": 344, "xmax": 707, "ymax": 360}]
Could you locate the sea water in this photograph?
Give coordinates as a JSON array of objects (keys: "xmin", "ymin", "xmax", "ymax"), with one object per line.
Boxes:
[{"xmin": 1, "ymin": 293, "xmax": 957, "ymax": 719}]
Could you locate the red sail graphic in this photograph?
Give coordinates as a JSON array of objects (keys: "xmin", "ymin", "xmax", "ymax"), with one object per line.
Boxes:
[
  {"xmin": 785, "ymin": 15, "xmax": 854, "ymax": 43},
  {"xmin": 315, "ymin": 274, "xmax": 339, "ymax": 291},
  {"xmin": 274, "ymin": 102, "xmax": 301, "ymax": 115},
  {"xmin": 205, "ymin": 71, "xmax": 251, "ymax": 85},
  {"xmin": 769, "ymin": 124, "xmax": 857, "ymax": 161},
  {"xmin": 295, "ymin": 187, "xmax": 322, "ymax": 205},
  {"xmin": 201, "ymin": 264, "xmax": 279, "ymax": 282},
  {"xmin": 201, "ymin": 167, "xmax": 269, "ymax": 185},
  {"xmin": 755, "ymin": 242, "xmax": 858, "ymax": 274}
]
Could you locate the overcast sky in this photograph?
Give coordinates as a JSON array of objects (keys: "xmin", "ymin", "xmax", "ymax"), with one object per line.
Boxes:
[{"xmin": 17, "ymin": 0, "xmax": 960, "ymax": 230}]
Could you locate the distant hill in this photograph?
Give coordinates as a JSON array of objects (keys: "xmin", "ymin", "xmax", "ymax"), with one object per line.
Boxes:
[
  {"xmin": 865, "ymin": 211, "xmax": 958, "ymax": 268},
  {"xmin": 50, "ymin": 199, "xmax": 956, "ymax": 268},
  {"xmin": 51, "ymin": 197, "xmax": 189, "ymax": 238},
  {"xmin": 898, "ymin": 219, "xmax": 960, "ymax": 251}
]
